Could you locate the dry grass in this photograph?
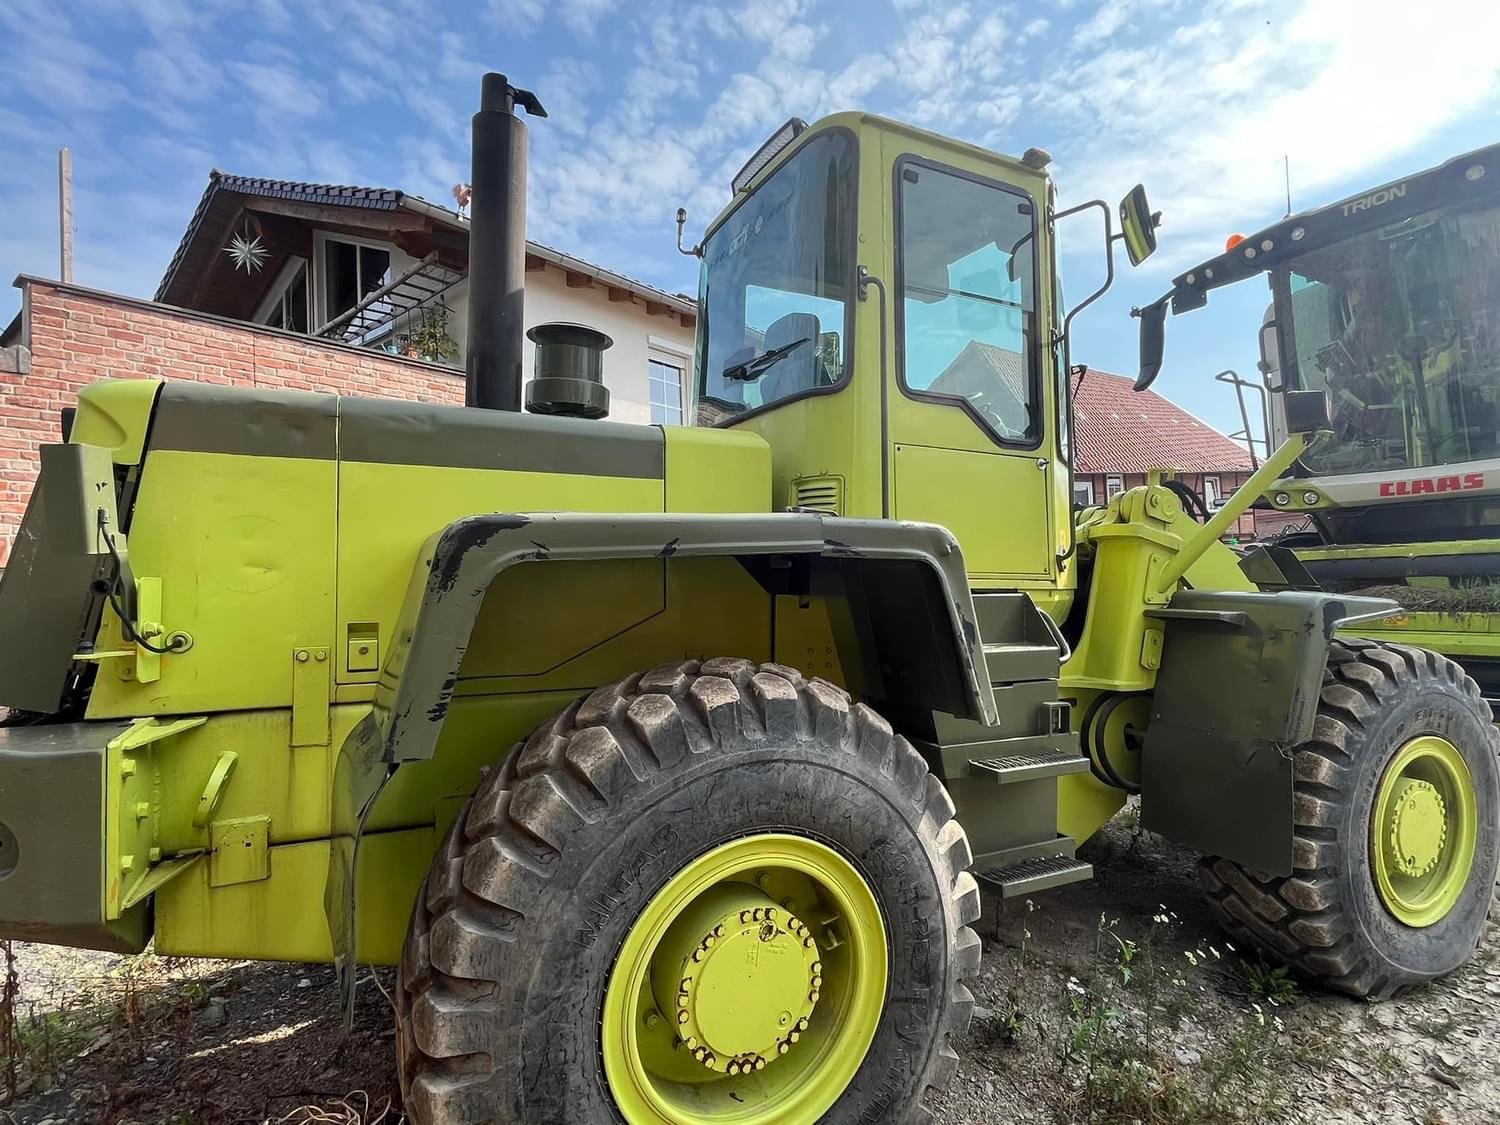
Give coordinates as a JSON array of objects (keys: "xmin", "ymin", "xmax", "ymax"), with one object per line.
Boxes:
[{"xmin": 1355, "ymin": 581, "xmax": 1500, "ymax": 614}]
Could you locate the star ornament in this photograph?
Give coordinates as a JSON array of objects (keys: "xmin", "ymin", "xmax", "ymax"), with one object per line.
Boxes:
[{"xmin": 224, "ymin": 231, "xmax": 269, "ymax": 274}]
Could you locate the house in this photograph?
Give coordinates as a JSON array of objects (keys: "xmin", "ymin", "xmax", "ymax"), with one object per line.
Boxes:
[
  {"xmin": 1072, "ymin": 367, "xmax": 1273, "ymax": 540},
  {"xmin": 154, "ymin": 171, "xmax": 698, "ymax": 424}
]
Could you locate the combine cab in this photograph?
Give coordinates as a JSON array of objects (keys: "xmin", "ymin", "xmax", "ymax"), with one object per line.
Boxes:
[{"xmin": 1143, "ymin": 144, "xmax": 1500, "ymax": 708}]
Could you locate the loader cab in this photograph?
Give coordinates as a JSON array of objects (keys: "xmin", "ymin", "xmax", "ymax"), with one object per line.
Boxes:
[{"xmin": 693, "ymin": 114, "xmax": 1116, "ymax": 615}]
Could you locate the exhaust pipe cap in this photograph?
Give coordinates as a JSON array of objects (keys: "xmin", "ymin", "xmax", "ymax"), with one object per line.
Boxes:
[{"xmin": 525, "ymin": 322, "xmax": 612, "ymax": 419}]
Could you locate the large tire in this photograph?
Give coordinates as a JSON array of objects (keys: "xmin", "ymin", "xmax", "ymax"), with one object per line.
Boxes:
[
  {"xmin": 1199, "ymin": 639, "xmax": 1500, "ymax": 999},
  {"xmin": 395, "ymin": 658, "xmax": 981, "ymax": 1123}
]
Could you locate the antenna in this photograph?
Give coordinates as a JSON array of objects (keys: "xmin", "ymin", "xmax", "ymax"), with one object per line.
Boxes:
[
  {"xmin": 1283, "ymin": 155, "xmax": 1292, "ymax": 218},
  {"xmin": 58, "ymin": 148, "xmax": 74, "ymax": 283}
]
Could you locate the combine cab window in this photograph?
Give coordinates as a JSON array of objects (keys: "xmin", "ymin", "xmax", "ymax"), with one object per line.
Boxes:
[
  {"xmin": 1276, "ymin": 200, "xmax": 1500, "ymax": 475},
  {"xmin": 696, "ymin": 131, "xmax": 857, "ymax": 424},
  {"xmin": 896, "ymin": 160, "xmax": 1039, "ymax": 445}
]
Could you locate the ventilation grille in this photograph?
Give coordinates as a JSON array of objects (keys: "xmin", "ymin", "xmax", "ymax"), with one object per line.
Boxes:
[{"xmin": 790, "ymin": 475, "xmax": 844, "ymax": 515}]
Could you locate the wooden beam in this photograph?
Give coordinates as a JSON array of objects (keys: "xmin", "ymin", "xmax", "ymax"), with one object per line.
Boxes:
[
  {"xmin": 646, "ymin": 301, "xmax": 671, "ymax": 317},
  {"xmin": 608, "ymin": 287, "xmax": 632, "ymax": 303},
  {"xmin": 565, "ymin": 270, "xmax": 592, "ymax": 289},
  {"xmin": 245, "ymin": 197, "xmax": 428, "ymax": 231},
  {"xmin": 524, "ymin": 256, "xmax": 546, "ymax": 272}
]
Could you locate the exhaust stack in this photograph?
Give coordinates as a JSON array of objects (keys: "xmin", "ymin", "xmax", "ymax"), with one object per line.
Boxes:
[{"xmin": 465, "ymin": 72, "xmax": 547, "ymax": 412}]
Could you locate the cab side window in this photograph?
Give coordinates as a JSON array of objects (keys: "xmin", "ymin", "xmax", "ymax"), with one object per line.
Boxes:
[{"xmin": 896, "ymin": 161, "xmax": 1040, "ymax": 445}]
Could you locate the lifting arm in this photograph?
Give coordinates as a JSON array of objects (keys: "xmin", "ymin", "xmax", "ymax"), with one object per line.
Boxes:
[{"xmin": 1152, "ymin": 430, "xmax": 1312, "ymax": 596}]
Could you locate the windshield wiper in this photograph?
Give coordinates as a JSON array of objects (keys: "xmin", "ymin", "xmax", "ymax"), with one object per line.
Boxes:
[{"xmin": 723, "ymin": 336, "xmax": 811, "ymax": 382}]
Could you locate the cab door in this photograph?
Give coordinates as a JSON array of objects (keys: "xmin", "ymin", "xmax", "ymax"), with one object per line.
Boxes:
[{"xmin": 884, "ymin": 142, "xmax": 1054, "ymax": 584}]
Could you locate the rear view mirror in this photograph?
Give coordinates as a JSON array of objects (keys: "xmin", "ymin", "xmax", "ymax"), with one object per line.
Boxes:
[
  {"xmin": 1258, "ymin": 315, "xmax": 1283, "ymax": 391},
  {"xmin": 1119, "ymin": 184, "xmax": 1158, "ymax": 267},
  {"xmin": 1133, "ymin": 298, "xmax": 1167, "ymax": 390}
]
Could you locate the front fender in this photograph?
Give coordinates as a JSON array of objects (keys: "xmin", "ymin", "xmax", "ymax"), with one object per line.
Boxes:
[{"xmin": 1140, "ymin": 589, "xmax": 1396, "ymax": 874}]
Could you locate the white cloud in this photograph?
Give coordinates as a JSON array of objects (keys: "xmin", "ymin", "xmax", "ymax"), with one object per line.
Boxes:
[
  {"xmin": 232, "ymin": 62, "xmax": 326, "ymax": 121},
  {"xmin": 486, "ymin": 0, "xmax": 545, "ymax": 34},
  {"xmin": 560, "ymin": 0, "xmax": 621, "ymax": 35},
  {"xmin": 1050, "ymin": 0, "xmax": 1500, "ymax": 273}
]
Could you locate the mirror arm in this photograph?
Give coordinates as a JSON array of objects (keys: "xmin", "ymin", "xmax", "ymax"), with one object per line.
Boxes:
[
  {"xmin": 675, "ymin": 207, "xmax": 704, "ymax": 258},
  {"xmin": 1051, "ymin": 199, "xmax": 1117, "ymax": 348}
]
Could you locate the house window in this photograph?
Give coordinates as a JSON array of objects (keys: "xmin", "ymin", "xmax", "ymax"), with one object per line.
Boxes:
[
  {"xmin": 257, "ymin": 259, "xmax": 310, "ymax": 333},
  {"xmin": 1203, "ymin": 475, "xmax": 1223, "ymax": 509},
  {"xmin": 649, "ymin": 358, "xmax": 684, "ymax": 425},
  {"xmin": 1073, "ymin": 478, "xmax": 1095, "ymax": 508},
  {"xmin": 322, "ymin": 237, "xmax": 391, "ymax": 325},
  {"xmin": 1105, "ymin": 475, "xmax": 1125, "ymax": 500}
]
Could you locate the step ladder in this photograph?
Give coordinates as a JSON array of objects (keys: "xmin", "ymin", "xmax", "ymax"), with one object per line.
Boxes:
[{"xmin": 907, "ymin": 591, "xmax": 1096, "ymax": 901}]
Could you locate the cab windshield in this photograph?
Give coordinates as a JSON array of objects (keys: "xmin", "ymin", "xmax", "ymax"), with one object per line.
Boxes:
[
  {"xmin": 1274, "ymin": 200, "xmax": 1500, "ymax": 475},
  {"xmin": 695, "ymin": 131, "xmax": 857, "ymax": 424}
]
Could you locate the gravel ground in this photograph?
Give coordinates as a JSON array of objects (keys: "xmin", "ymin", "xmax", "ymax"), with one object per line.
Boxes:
[{"xmin": 3, "ymin": 810, "xmax": 1498, "ymax": 1124}]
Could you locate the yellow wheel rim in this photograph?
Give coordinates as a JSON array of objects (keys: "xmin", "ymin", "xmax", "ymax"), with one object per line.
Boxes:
[
  {"xmin": 1371, "ymin": 735, "xmax": 1478, "ymax": 928},
  {"xmin": 601, "ymin": 834, "xmax": 888, "ymax": 1124}
]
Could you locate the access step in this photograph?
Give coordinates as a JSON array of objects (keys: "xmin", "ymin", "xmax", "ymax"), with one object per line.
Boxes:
[
  {"xmin": 970, "ymin": 748, "xmax": 1090, "ymax": 784},
  {"xmin": 975, "ymin": 853, "xmax": 1094, "ymax": 899},
  {"xmin": 982, "ymin": 642, "xmax": 1059, "ymax": 684}
]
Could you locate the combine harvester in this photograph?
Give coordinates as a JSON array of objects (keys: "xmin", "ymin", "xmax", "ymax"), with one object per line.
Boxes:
[
  {"xmin": 1141, "ymin": 143, "xmax": 1500, "ymax": 712},
  {"xmin": 1, "ymin": 75, "xmax": 1496, "ymax": 1123}
]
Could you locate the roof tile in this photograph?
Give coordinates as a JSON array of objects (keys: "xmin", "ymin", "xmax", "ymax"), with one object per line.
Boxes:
[{"xmin": 1073, "ymin": 368, "xmax": 1251, "ymax": 474}]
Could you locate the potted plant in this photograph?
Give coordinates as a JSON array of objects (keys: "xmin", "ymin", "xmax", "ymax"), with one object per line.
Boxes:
[{"xmin": 406, "ymin": 304, "xmax": 458, "ymax": 363}]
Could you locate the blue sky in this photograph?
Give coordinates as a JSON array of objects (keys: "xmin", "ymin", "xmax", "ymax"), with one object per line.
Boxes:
[{"xmin": 2, "ymin": 0, "xmax": 1498, "ymax": 438}]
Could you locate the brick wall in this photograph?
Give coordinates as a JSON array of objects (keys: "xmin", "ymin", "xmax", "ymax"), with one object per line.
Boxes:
[{"xmin": 1, "ymin": 278, "xmax": 466, "ymax": 563}]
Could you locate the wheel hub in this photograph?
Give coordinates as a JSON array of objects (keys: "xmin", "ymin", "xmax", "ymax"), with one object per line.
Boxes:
[
  {"xmin": 650, "ymin": 885, "xmax": 821, "ymax": 1075},
  {"xmin": 1388, "ymin": 779, "xmax": 1447, "ymax": 878},
  {"xmin": 1370, "ymin": 734, "xmax": 1479, "ymax": 929}
]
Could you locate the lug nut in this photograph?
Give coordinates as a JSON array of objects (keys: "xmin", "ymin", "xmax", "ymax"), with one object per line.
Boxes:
[
  {"xmin": 796, "ymin": 1018, "xmax": 810, "ymax": 1032},
  {"xmin": 812, "ymin": 975, "xmax": 823, "ymax": 989},
  {"xmin": 644, "ymin": 1013, "xmax": 660, "ymax": 1029},
  {"xmin": 740, "ymin": 910, "xmax": 751, "ymax": 923},
  {"xmin": 685, "ymin": 1036, "xmax": 699, "ymax": 1049},
  {"xmin": 680, "ymin": 977, "xmax": 692, "ymax": 991},
  {"xmin": 778, "ymin": 1042, "xmax": 791, "ymax": 1055},
  {"xmin": 789, "ymin": 1030, "xmax": 801, "ymax": 1044},
  {"xmin": 677, "ymin": 1011, "xmax": 690, "ymax": 1025},
  {"xmin": 754, "ymin": 1057, "xmax": 767, "ymax": 1071},
  {"xmin": 808, "ymin": 989, "xmax": 820, "ymax": 1003},
  {"xmin": 811, "ymin": 961, "xmax": 822, "ymax": 974}
]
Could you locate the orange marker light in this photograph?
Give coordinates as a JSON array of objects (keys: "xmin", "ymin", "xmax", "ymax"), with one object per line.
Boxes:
[{"xmin": 1225, "ymin": 233, "xmax": 1246, "ymax": 251}]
